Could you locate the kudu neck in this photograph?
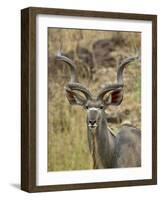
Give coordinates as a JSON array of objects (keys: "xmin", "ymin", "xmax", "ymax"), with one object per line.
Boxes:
[
  {"xmin": 87, "ymin": 111, "xmax": 115, "ymax": 168},
  {"xmin": 98, "ymin": 111, "xmax": 108, "ymax": 130}
]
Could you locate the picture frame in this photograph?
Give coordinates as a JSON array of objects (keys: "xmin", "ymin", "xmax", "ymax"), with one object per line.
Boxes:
[{"xmin": 21, "ymin": 7, "xmax": 157, "ymax": 192}]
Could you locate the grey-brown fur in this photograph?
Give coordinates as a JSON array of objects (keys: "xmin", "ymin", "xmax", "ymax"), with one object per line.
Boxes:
[
  {"xmin": 55, "ymin": 53, "xmax": 141, "ymax": 169},
  {"xmin": 87, "ymin": 114, "xmax": 141, "ymax": 168},
  {"xmin": 113, "ymin": 126, "xmax": 141, "ymax": 167}
]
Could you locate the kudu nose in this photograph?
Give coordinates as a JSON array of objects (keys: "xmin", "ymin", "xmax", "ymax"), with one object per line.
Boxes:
[{"xmin": 89, "ymin": 120, "xmax": 96, "ymax": 126}]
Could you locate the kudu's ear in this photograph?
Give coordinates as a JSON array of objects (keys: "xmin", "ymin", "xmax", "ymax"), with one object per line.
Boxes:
[
  {"xmin": 103, "ymin": 88, "xmax": 123, "ymax": 106},
  {"xmin": 65, "ymin": 87, "xmax": 87, "ymax": 106}
]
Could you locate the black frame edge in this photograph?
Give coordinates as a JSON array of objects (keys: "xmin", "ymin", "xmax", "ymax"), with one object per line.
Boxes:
[
  {"xmin": 21, "ymin": 7, "xmax": 37, "ymax": 192},
  {"xmin": 152, "ymin": 15, "xmax": 157, "ymax": 185},
  {"xmin": 21, "ymin": 8, "xmax": 30, "ymax": 192}
]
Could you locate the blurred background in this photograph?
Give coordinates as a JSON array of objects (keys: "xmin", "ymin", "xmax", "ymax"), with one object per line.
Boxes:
[{"xmin": 48, "ymin": 28, "xmax": 141, "ymax": 171}]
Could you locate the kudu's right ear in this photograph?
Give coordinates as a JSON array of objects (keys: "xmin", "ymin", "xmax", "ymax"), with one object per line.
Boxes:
[{"xmin": 65, "ymin": 87, "xmax": 87, "ymax": 106}]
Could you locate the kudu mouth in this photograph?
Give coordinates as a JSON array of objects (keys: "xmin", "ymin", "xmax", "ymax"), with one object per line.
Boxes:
[{"xmin": 88, "ymin": 124, "xmax": 98, "ymax": 129}]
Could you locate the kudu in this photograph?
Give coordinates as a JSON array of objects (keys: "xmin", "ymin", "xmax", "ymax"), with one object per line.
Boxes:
[{"xmin": 55, "ymin": 52, "xmax": 141, "ymax": 169}]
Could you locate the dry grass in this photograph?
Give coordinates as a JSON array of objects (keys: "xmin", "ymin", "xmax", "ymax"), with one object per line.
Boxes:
[{"xmin": 48, "ymin": 28, "xmax": 141, "ymax": 171}]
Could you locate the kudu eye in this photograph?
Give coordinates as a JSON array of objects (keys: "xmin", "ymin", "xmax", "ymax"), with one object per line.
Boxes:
[{"xmin": 85, "ymin": 105, "xmax": 89, "ymax": 109}]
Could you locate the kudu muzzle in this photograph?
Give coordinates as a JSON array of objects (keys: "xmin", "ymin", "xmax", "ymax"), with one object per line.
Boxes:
[{"xmin": 87, "ymin": 108, "xmax": 101, "ymax": 129}]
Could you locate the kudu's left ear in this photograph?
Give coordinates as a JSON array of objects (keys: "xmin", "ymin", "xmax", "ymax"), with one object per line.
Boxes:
[
  {"xmin": 103, "ymin": 88, "xmax": 123, "ymax": 106},
  {"xmin": 65, "ymin": 87, "xmax": 87, "ymax": 106}
]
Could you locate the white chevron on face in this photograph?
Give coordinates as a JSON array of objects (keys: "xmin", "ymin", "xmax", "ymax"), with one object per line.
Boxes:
[{"xmin": 88, "ymin": 107, "xmax": 99, "ymax": 111}]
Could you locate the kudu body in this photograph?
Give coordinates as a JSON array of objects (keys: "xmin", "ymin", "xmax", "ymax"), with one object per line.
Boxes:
[{"xmin": 56, "ymin": 52, "xmax": 141, "ymax": 169}]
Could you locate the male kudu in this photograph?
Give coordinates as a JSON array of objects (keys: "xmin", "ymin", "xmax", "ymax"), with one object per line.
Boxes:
[{"xmin": 55, "ymin": 53, "xmax": 141, "ymax": 169}]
